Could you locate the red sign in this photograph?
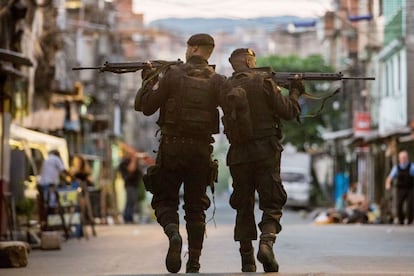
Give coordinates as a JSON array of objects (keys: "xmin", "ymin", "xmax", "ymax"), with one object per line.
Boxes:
[{"xmin": 354, "ymin": 112, "xmax": 371, "ymax": 133}]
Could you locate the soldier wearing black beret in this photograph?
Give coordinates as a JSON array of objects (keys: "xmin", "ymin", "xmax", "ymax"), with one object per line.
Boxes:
[
  {"xmin": 135, "ymin": 34, "xmax": 226, "ymax": 273},
  {"xmin": 220, "ymin": 48, "xmax": 304, "ymax": 272},
  {"xmin": 187, "ymin": 33, "xmax": 215, "ymax": 46}
]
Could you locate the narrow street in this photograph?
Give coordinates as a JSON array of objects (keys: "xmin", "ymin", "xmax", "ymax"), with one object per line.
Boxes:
[
  {"xmin": 1, "ymin": 1, "xmax": 414, "ymax": 275},
  {"xmin": 2, "ymin": 194, "xmax": 414, "ymax": 276}
]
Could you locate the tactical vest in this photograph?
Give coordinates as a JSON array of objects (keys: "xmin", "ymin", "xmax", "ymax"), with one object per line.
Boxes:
[
  {"xmin": 397, "ymin": 163, "xmax": 414, "ymax": 188},
  {"xmin": 222, "ymin": 71, "xmax": 280, "ymax": 144},
  {"xmin": 160, "ymin": 64, "xmax": 219, "ymax": 137}
]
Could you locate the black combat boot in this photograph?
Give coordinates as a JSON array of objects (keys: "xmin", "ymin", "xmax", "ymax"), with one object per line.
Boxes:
[
  {"xmin": 240, "ymin": 248, "xmax": 256, "ymax": 272},
  {"xmin": 186, "ymin": 248, "xmax": 201, "ymax": 273},
  {"xmin": 186, "ymin": 223, "xmax": 205, "ymax": 273},
  {"xmin": 257, "ymin": 233, "xmax": 279, "ymax": 272},
  {"xmin": 239, "ymin": 240, "xmax": 256, "ymax": 272},
  {"xmin": 164, "ymin": 223, "xmax": 182, "ymax": 273}
]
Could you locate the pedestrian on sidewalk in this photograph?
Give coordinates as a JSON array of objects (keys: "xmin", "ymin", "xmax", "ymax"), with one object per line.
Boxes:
[
  {"xmin": 385, "ymin": 149, "xmax": 414, "ymax": 225},
  {"xmin": 37, "ymin": 149, "xmax": 71, "ymax": 229},
  {"xmin": 70, "ymin": 154, "xmax": 93, "ymax": 187},
  {"xmin": 220, "ymin": 48, "xmax": 303, "ymax": 272},
  {"xmin": 135, "ymin": 33, "xmax": 226, "ymax": 273},
  {"xmin": 118, "ymin": 151, "xmax": 144, "ymax": 224}
]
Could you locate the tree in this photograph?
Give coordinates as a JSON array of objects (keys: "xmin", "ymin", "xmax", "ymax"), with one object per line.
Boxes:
[{"xmin": 256, "ymin": 54, "xmax": 342, "ymax": 151}]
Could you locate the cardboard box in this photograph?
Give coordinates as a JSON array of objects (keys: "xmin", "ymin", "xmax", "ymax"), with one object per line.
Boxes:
[{"xmin": 41, "ymin": 231, "xmax": 61, "ymax": 250}]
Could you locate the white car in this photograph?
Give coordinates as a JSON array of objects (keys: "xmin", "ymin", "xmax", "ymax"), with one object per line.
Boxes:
[{"xmin": 281, "ymin": 167, "xmax": 312, "ymax": 208}]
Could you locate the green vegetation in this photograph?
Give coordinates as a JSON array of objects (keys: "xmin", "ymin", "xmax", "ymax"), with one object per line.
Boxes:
[{"xmin": 257, "ymin": 54, "xmax": 342, "ymax": 151}]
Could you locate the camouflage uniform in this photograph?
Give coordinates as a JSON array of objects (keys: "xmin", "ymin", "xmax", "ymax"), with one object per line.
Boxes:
[
  {"xmin": 135, "ymin": 34, "xmax": 226, "ymax": 273},
  {"xmin": 221, "ymin": 48, "xmax": 303, "ymax": 272}
]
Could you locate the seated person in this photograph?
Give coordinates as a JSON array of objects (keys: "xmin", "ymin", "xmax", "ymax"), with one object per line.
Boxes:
[
  {"xmin": 70, "ymin": 154, "xmax": 94, "ymax": 187},
  {"xmin": 343, "ymin": 182, "xmax": 370, "ymax": 223}
]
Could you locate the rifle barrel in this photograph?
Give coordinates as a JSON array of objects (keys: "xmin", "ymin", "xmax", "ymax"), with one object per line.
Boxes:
[
  {"xmin": 272, "ymin": 72, "xmax": 375, "ymax": 81},
  {"xmin": 342, "ymin": 77, "xmax": 376, "ymax": 80},
  {"xmin": 72, "ymin": 67, "xmax": 102, "ymax": 71}
]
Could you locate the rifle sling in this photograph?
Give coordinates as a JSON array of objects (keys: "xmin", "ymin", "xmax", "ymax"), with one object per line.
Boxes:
[
  {"xmin": 300, "ymin": 88, "xmax": 341, "ymax": 118},
  {"xmin": 141, "ymin": 61, "xmax": 173, "ymax": 89}
]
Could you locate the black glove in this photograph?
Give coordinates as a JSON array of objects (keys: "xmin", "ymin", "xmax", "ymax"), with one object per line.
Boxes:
[
  {"xmin": 290, "ymin": 80, "xmax": 305, "ymax": 95},
  {"xmin": 141, "ymin": 67, "xmax": 159, "ymax": 87},
  {"xmin": 141, "ymin": 67, "xmax": 158, "ymax": 80}
]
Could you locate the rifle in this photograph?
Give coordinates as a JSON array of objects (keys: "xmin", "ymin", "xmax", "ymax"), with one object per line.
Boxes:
[
  {"xmin": 252, "ymin": 67, "xmax": 375, "ymax": 82},
  {"xmin": 251, "ymin": 67, "xmax": 375, "ymax": 119},
  {"xmin": 273, "ymin": 72, "xmax": 375, "ymax": 81},
  {"xmin": 72, "ymin": 59, "xmax": 184, "ymax": 74}
]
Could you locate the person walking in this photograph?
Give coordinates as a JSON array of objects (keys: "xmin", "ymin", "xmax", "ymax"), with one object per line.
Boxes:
[
  {"xmin": 385, "ymin": 150, "xmax": 414, "ymax": 225},
  {"xmin": 220, "ymin": 48, "xmax": 304, "ymax": 272},
  {"xmin": 134, "ymin": 33, "xmax": 226, "ymax": 273},
  {"xmin": 118, "ymin": 151, "xmax": 144, "ymax": 224},
  {"xmin": 70, "ymin": 154, "xmax": 97, "ymax": 237}
]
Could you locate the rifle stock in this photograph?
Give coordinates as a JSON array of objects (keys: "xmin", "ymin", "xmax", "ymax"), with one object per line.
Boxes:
[{"xmin": 72, "ymin": 59, "xmax": 184, "ymax": 73}]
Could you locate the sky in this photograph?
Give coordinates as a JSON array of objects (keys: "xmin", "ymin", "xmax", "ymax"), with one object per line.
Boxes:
[{"xmin": 133, "ymin": 0, "xmax": 334, "ymax": 24}]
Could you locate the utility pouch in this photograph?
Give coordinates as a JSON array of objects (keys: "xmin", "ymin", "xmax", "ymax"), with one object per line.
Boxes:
[
  {"xmin": 221, "ymin": 111, "xmax": 253, "ymax": 144},
  {"xmin": 143, "ymin": 164, "xmax": 160, "ymax": 194},
  {"xmin": 221, "ymin": 87, "xmax": 253, "ymax": 144}
]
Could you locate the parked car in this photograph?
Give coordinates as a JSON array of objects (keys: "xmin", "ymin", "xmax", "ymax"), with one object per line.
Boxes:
[
  {"xmin": 281, "ymin": 167, "xmax": 312, "ymax": 208},
  {"xmin": 280, "ymin": 147, "xmax": 312, "ymax": 208}
]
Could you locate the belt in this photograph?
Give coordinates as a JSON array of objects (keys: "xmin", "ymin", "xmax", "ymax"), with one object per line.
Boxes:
[{"xmin": 161, "ymin": 135, "xmax": 213, "ymax": 145}]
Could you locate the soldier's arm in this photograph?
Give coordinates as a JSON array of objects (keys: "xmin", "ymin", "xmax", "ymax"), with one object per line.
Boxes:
[
  {"xmin": 265, "ymin": 79, "xmax": 301, "ymax": 120},
  {"xmin": 134, "ymin": 86, "xmax": 146, "ymax": 112},
  {"xmin": 136, "ymin": 71, "xmax": 171, "ymax": 116},
  {"xmin": 212, "ymin": 73, "xmax": 227, "ymax": 107}
]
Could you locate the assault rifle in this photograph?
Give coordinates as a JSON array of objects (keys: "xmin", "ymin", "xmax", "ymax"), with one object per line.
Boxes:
[
  {"xmin": 252, "ymin": 67, "xmax": 375, "ymax": 82},
  {"xmin": 272, "ymin": 72, "xmax": 375, "ymax": 81},
  {"xmin": 251, "ymin": 67, "xmax": 375, "ymax": 118},
  {"xmin": 72, "ymin": 59, "xmax": 184, "ymax": 74}
]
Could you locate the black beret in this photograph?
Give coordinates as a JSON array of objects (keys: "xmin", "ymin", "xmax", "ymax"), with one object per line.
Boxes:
[
  {"xmin": 187, "ymin": 33, "xmax": 215, "ymax": 46},
  {"xmin": 229, "ymin": 48, "xmax": 256, "ymax": 59}
]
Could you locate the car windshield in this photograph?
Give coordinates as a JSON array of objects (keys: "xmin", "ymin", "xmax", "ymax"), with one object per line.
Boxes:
[{"xmin": 281, "ymin": 172, "xmax": 306, "ymax": 182}]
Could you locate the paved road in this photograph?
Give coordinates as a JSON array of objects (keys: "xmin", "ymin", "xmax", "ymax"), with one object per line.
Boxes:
[{"xmin": 2, "ymin": 194, "xmax": 414, "ymax": 276}]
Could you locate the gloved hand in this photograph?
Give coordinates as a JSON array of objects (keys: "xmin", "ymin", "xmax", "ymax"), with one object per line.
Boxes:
[
  {"xmin": 290, "ymin": 79, "xmax": 305, "ymax": 96},
  {"xmin": 141, "ymin": 65, "xmax": 159, "ymax": 87},
  {"xmin": 142, "ymin": 67, "xmax": 158, "ymax": 80}
]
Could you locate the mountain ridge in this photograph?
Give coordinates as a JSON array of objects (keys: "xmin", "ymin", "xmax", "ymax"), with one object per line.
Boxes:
[{"xmin": 148, "ymin": 16, "xmax": 318, "ymax": 34}]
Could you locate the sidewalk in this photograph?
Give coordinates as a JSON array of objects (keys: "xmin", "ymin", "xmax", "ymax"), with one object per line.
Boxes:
[{"xmin": 1, "ymin": 222, "xmax": 414, "ymax": 276}]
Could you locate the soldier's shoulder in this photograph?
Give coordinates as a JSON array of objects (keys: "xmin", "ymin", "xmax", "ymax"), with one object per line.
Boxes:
[
  {"xmin": 213, "ymin": 72, "xmax": 227, "ymax": 81},
  {"xmin": 229, "ymin": 72, "xmax": 250, "ymax": 81}
]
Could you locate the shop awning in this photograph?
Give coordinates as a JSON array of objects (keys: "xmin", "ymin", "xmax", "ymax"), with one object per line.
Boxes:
[
  {"xmin": 10, "ymin": 123, "xmax": 70, "ymax": 168},
  {"xmin": 321, "ymin": 128, "xmax": 353, "ymax": 140}
]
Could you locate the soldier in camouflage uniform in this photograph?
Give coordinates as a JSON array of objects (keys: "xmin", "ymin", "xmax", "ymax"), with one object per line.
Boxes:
[
  {"xmin": 220, "ymin": 48, "xmax": 304, "ymax": 272},
  {"xmin": 134, "ymin": 33, "xmax": 226, "ymax": 273}
]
